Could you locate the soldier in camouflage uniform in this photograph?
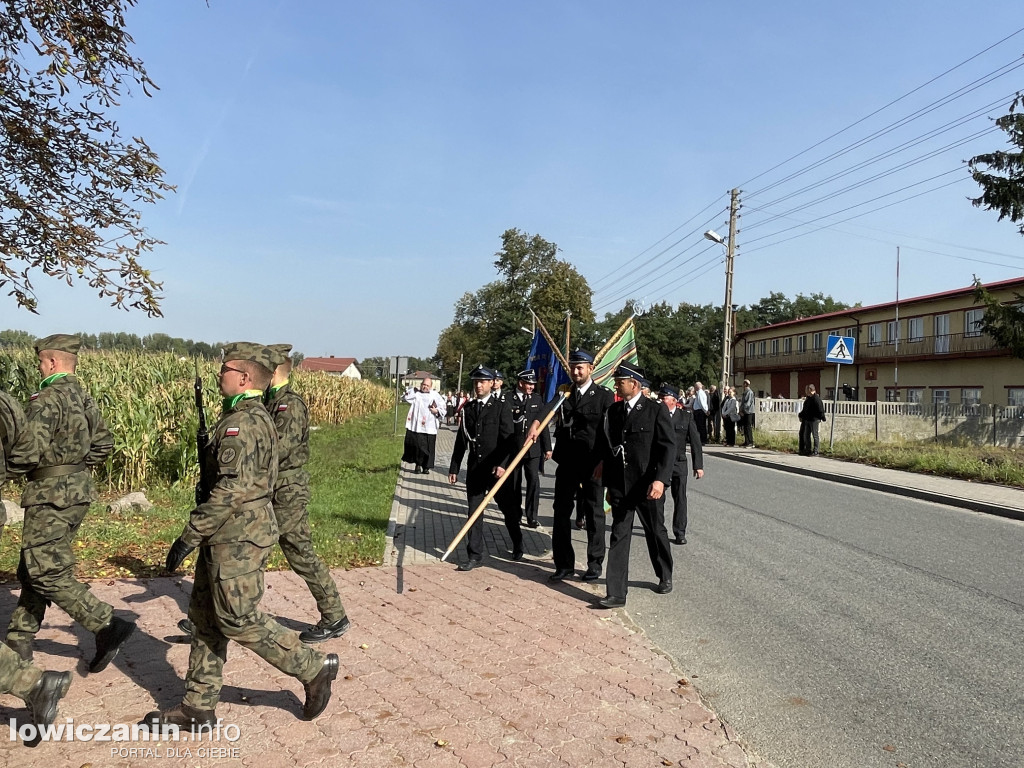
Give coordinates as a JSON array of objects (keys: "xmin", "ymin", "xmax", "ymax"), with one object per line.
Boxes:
[
  {"xmin": 4, "ymin": 335, "xmax": 136, "ymax": 673},
  {"xmin": 145, "ymin": 343, "xmax": 338, "ymax": 730},
  {"xmin": 265, "ymin": 344, "xmax": 349, "ymax": 643},
  {"xmin": 1, "ymin": 388, "xmax": 73, "ymax": 747}
]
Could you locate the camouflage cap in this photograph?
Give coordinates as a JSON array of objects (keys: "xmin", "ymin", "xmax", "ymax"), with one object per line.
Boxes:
[
  {"xmin": 221, "ymin": 342, "xmax": 276, "ymax": 372},
  {"xmin": 267, "ymin": 344, "xmax": 293, "ymax": 368},
  {"xmin": 35, "ymin": 334, "xmax": 81, "ymax": 355}
]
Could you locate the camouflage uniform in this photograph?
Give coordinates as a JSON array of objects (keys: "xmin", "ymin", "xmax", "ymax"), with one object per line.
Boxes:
[
  {"xmin": 0, "ymin": 391, "xmax": 44, "ymax": 700},
  {"xmin": 5, "ymin": 371, "xmax": 116, "ymax": 644},
  {"xmin": 179, "ymin": 389, "xmax": 325, "ymax": 710},
  {"xmin": 265, "ymin": 380, "xmax": 346, "ymax": 624}
]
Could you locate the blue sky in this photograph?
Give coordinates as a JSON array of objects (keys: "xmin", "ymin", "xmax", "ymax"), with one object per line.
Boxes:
[{"xmin": 11, "ymin": 1, "xmax": 1024, "ymax": 359}]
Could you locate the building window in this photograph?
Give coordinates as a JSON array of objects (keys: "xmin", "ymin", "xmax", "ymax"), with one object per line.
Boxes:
[
  {"xmin": 812, "ymin": 332, "xmax": 823, "ymax": 351},
  {"xmin": 797, "ymin": 335, "xmax": 807, "ymax": 353},
  {"xmin": 783, "ymin": 337, "xmax": 792, "ymax": 354},
  {"xmin": 962, "ymin": 388, "xmax": 982, "ymax": 406},
  {"xmin": 885, "ymin": 389, "xmax": 900, "ymax": 402},
  {"xmin": 844, "ymin": 326, "xmax": 856, "ymax": 338},
  {"xmin": 770, "ymin": 339, "xmax": 779, "ymax": 356},
  {"xmin": 748, "ymin": 342, "xmax": 756, "ymax": 358},
  {"xmin": 964, "ymin": 308, "xmax": 984, "ymax": 337},
  {"xmin": 1009, "ymin": 388, "xmax": 1024, "ymax": 407},
  {"xmin": 758, "ymin": 340, "xmax": 767, "ymax": 356},
  {"xmin": 868, "ymin": 323, "xmax": 882, "ymax": 346},
  {"xmin": 932, "ymin": 389, "xmax": 950, "ymax": 405},
  {"xmin": 906, "ymin": 389, "xmax": 924, "ymax": 403},
  {"xmin": 934, "ymin": 314, "xmax": 950, "ymax": 354},
  {"xmin": 887, "ymin": 321, "xmax": 899, "ymax": 345},
  {"xmin": 908, "ymin": 317, "xmax": 924, "ymax": 342}
]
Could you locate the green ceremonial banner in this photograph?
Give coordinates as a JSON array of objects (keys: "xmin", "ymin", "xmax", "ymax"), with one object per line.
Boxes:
[{"xmin": 592, "ymin": 319, "xmax": 639, "ymax": 390}]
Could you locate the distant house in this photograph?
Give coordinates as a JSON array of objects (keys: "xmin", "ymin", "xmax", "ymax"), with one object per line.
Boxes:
[
  {"xmin": 298, "ymin": 356, "xmax": 361, "ymax": 379},
  {"xmin": 404, "ymin": 371, "xmax": 440, "ymax": 391}
]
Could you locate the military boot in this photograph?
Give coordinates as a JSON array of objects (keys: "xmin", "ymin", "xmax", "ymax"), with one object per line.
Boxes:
[
  {"xmin": 299, "ymin": 616, "xmax": 350, "ymax": 644},
  {"xmin": 5, "ymin": 635, "xmax": 33, "ymax": 662},
  {"xmin": 89, "ymin": 616, "xmax": 136, "ymax": 673},
  {"xmin": 24, "ymin": 671, "xmax": 72, "ymax": 747},
  {"xmin": 302, "ymin": 653, "xmax": 339, "ymax": 720}
]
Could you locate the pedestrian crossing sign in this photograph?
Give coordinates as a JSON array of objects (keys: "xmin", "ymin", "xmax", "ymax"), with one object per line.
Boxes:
[{"xmin": 825, "ymin": 335, "xmax": 856, "ymax": 365}]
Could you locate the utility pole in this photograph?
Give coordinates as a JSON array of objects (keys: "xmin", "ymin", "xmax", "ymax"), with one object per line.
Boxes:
[
  {"xmin": 456, "ymin": 353, "xmax": 464, "ymax": 394},
  {"xmin": 721, "ymin": 188, "xmax": 740, "ymax": 394}
]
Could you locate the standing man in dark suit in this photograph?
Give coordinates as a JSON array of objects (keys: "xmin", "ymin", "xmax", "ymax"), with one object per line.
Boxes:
[
  {"xmin": 500, "ymin": 369, "xmax": 552, "ymax": 529},
  {"xmin": 657, "ymin": 384, "xmax": 704, "ymax": 546},
  {"xmin": 527, "ymin": 348, "xmax": 614, "ymax": 583},
  {"xmin": 449, "ymin": 366, "xmax": 518, "ymax": 570},
  {"xmin": 708, "ymin": 385, "xmax": 722, "ymax": 444},
  {"xmin": 596, "ymin": 364, "xmax": 676, "ymax": 608}
]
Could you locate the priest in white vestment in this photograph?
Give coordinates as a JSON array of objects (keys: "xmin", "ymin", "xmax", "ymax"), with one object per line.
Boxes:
[{"xmin": 401, "ymin": 377, "xmax": 447, "ymax": 473}]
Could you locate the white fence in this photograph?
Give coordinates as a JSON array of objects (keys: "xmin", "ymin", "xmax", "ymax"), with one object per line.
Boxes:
[{"xmin": 755, "ymin": 399, "xmax": 1024, "ymax": 447}]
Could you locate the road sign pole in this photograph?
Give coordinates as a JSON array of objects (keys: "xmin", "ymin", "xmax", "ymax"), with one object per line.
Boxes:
[{"xmin": 829, "ymin": 363, "xmax": 840, "ymax": 450}]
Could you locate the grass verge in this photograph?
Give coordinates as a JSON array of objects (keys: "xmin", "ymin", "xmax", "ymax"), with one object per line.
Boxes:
[
  {"xmin": 0, "ymin": 408, "xmax": 404, "ymax": 582},
  {"xmin": 754, "ymin": 430, "xmax": 1024, "ymax": 489}
]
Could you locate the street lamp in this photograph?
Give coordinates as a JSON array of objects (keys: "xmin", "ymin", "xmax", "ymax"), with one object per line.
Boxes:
[{"xmin": 705, "ymin": 229, "xmax": 735, "ymax": 395}]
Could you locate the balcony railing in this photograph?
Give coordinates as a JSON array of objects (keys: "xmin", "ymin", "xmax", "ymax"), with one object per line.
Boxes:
[{"xmin": 735, "ymin": 332, "xmax": 1003, "ymax": 370}]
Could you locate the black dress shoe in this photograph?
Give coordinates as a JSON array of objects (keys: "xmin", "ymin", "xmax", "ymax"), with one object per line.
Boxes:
[
  {"xmin": 24, "ymin": 671, "xmax": 72, "ymax": 746},
  {"xmin": 139, "ymin": 703, "xmax": 217, "ymax": 732},
  {"xmin": 580, "ymin": 570, "xmax": 601, "ymax": 582},
  {"xmin": 177, "ymin": 618, "xmax": 195, "ymax": 637},
  {"xmin": 303, "ymin": 653, "xmax": 339, "ymax": 720},
  {"xmin": 596, "ymin": 596, "xmax": 626, "ymax": 609},
  {"xmin": 548, "ymin": 568, "xmax": 573, "ymax": 582},
  {"xmin": 525, "ymin": 520, "xmax": 540, "ymax": 529},
  {"xmin": 655, "ymin": 579, "xmax": 673, "ymax": 594},
  {"xmin": 90, "ymin": 616, "xmax": 136, "ymax": 673},
  {"xmin": 457, "ymin": 559, "xmax": 482, "ymax": 572},
  {"xmin": 574, "ymin": 516, "xmax": 585, "ymax": 529},
  {"xmin": 510, "ymin": 549, "xmax": 524, "ymax": 562},
  {"xmin": 300, "ymin": 616, "xmax": 351, "ymax": 644}
]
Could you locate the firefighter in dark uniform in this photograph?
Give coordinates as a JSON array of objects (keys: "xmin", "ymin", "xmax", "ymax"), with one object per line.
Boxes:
[
  {"xmin": 448, "ymin": 366, "xmax": 517, "ymax": 569},
  {"xmin": 527, "ymin": 348, "xmax": 614, "ymax": 582},
  {"xmin": 496, "ymin": 369, "xmax": 552, "ymax": 531},
  {"xmin": 657, "ymin": 383, "xmax": 704, "ymax": 545},
  {"xmin": 596, "ymin": 363, "xmax": 676, "ymax": 608}
]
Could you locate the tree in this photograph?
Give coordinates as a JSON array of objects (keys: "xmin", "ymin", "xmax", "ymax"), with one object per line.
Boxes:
[
  {"xmin": 972, "ymin": 278, "xmax": 1024, "ymax": 359},
  {"xmin": 735, "ymin": 292, "xmax": 851, "ymax": 331},
  {"xmin": 969, "ymin": 93, "xmax": 1024, "ymax": 236},
  {"xmin": 0, "ymin": 1, "xmax": 172, "ymax": 316},
  {"xmin": 435, "ymin": 229, "xmax": 594, "ymax": 382}
]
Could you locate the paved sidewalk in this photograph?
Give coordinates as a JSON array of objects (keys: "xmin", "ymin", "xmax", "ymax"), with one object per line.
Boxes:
[
  {"xmin": 0, "ymin": 422, "xmax": 775, "ymax": 767},
  {"xmin": 707, "ymin": 443, "xmax": 1024, "ymax": 520}
]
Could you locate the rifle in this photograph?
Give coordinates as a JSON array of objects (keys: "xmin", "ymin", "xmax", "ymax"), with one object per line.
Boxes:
[{"xmin": 194, "ymin": 361, "xmax": 212, "ymax": 505}]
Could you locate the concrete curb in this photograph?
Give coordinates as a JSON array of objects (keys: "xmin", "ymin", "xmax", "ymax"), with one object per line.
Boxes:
[{"xmin": 712, "ymin": 448, "xmax": 1024, "ymax": 522}]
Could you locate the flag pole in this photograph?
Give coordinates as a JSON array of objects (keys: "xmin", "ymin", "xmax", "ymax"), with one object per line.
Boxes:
[
  {"xmin": 532, "ymin": 311, "xmax": 571, "ymax": 370},
  {"xmin": 440, "ymin": 391, "xmax": 568, "ymax": 562},
  {"xmin": 594, "ymin": 313, "xmax": 637, "ymax": 368}
]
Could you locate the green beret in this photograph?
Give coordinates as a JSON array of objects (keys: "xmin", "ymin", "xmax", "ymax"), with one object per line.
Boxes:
[
  {"xmin": 267, "ymin": 344, "xmax": 293, "ymax": 368},
  {"xmin": 221, "ymin": 342, "xmax": 276, "ymax": 373},
  {"xmin": 35, "ymin": 334, "xmax": 82, "ymax": 355}
]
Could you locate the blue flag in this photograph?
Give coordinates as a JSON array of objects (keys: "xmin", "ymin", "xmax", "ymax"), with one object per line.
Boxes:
[{"xmin": 527, "ymin": 329, "xmax": 569, "ymax": 402}]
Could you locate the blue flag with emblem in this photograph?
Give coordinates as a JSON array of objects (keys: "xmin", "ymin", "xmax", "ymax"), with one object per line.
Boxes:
[{"xmin": 527, "ymin": 328, "xmax": 569, "ymax": 402}]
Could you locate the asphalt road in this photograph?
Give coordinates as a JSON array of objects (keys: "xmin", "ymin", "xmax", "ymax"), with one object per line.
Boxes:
[{"xmin": 618, "ymin": 453, "xmax": 1024, "ymax": 768}]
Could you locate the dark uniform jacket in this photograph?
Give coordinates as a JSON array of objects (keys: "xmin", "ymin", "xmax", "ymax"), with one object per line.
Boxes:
[
  {"xmin": 449, "ymin": 396, "xmax": 514, "ymax": 486},
  {"xmin": 600, "ymin": 396, "xmax": 676, "ymax": 504},
  {"xmin": 668, "ymin": 408, "xmax": 703, "ymax": 475},
  {"xmin": 508, "ymin": 390, "xmax": 552, "ymax": 459},
  {"xmin": 549, "ymin": 382, "xmax": 615, "ymax": 468},
  {"xmin": 799, "ymin": 393, "xmax": 827, "ymax": 422}
]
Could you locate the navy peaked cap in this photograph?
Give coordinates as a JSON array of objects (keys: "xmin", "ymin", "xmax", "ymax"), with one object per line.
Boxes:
[
  {"xmin": 469, "ymin": 365, "xmax": 496, "ymax": 381},
  {"xmin": 568, "ymin": 348, "xmax": 595, "ymax": 364},
  {"xmin": 613, "ymin": 362, "xmax": 645, "ymax": 382},
  {"xmin": 658, "ymin": 382, "xmax": 679, "ymax": 398},
  {"xmin": 517, "ymin": 369, "xmax": 538, "ymax": 383}
]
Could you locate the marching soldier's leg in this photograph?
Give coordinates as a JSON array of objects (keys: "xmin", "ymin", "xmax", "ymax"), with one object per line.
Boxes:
[
  {"xmin": 581, "ymin": 472, "xmax": 606, "ymax": 578},
  {"xmin": 671, "ymin": 472, "xmax": 688, "ymax": 542},
  {"xmin": 549, "ymin": 464, "xmax": 577, "ymax": 578},
  {"xmin": 463, "ymin": 485, "xmax": 486, "ymax": 566},
  {"xmin": 5, "ymin": 549, "xmax": 47, "ymax": 659},
  {"xmin": 0, "ymin": 643, "xmax": 73, "ymax": 747},
  {"xmin": 182, "ymin": 547, "xmax": 230, "ymax": 713},
  {"xmin": 276, "ymin": 505, "xmax": 349, "ymax": 643},
  {"xmin": 637, "ymin": 499, "xmax": 673, "ymax": 586},
  {"xmin": 522, "ymin": 456, "xmax": 541, "ymax": 527},
  {"xmin": 603, "ymin": 503, "xmax": 635, "ymax": 601}
]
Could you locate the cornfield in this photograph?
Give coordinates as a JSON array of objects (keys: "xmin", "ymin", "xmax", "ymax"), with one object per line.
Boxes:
[{"xmin": 0, "ymin": 349, "xmax": 394, "ymax": 493}]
